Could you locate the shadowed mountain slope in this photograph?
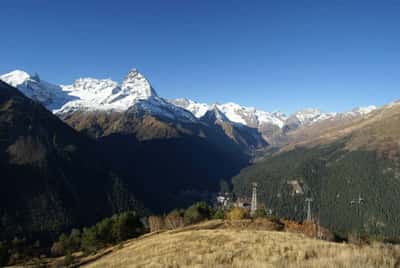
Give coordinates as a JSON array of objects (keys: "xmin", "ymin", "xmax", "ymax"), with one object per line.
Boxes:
[
  {"xmin": 61, "ymin": 106, "xmax": 251, "ymax": 212},
  {"xmin": 0, "ymin": 81, "xmax": 134, "ymax": 241}
]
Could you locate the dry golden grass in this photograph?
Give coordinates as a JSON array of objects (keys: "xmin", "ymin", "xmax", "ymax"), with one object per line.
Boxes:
[{"xmin": 82, "ymin": 220, "xmax": 400, "ymax": 268}]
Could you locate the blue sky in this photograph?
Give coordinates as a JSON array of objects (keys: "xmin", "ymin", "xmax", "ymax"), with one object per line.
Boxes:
[{"xmin": 1, "ymin": 0, "xmax": 400, "ymax": 114}]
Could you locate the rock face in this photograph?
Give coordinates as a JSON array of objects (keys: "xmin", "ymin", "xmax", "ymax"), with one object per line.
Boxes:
[{"xmin": 200, "ymin": 105, "xmax": 268, "ymax": 151}]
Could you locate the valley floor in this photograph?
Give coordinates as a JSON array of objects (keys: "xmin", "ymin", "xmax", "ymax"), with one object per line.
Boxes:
[{"xmin": 79, "ymin": 220, "xmax": 400, "ymax": 268}]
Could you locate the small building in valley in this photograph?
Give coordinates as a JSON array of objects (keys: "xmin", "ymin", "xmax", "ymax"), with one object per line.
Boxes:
[
  {"xmin": 235, "ymin": 197, "xmax": 251, "ymax": 209},
  {"xmin": 287, "ymin": 180, "xmax": 304, "ymax": 196}
]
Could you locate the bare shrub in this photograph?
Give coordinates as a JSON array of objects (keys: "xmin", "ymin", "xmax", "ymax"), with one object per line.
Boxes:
[
  {"xmin": 148, "ymin": 216, "xmax": 164, "ymax": 232},
  {"xmin": 50, "ymin": 241, "xmax": 64, "ymax": 257},
  {"xmin": 226, "ymin": 207, "xmax": 248, "ymax": 220},
  {"xmin": 164, "ymin": 210, "xmax": 184, "ymax": 230}
]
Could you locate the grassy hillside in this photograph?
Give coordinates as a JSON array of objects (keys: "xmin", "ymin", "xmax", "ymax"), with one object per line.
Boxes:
[{"xmin": 65, "ymin": 220, "xmax": 400, "ymax": 268}]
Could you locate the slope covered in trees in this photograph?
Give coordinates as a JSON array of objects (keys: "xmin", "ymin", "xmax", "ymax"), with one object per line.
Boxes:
[
  {"xmin": 233, "ymin": 102, "xmax": 400, "ymax": 238},
  {"xmin": 62, "ymin": 107, "xmax": 252, "ymax": 212},
  {"xmin": 0, "ymin": 81, "xmax": 140, "ymax": 242}
]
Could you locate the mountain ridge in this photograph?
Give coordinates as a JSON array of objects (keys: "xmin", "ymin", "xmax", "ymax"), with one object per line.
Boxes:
[
  {"xmin": 0, "ymin": 68, "xmax": 378, "ymax": 149},
  {"xmin": 0, "ymin": 69, "xmax": 197, "ymax": 124},
  {"xmin": 170, "ymin": 98, "xmax": 377, "ymax": 129},
  {"xmin": 1, "ymin": 69, "xmax": 376, "ymax": 131}
]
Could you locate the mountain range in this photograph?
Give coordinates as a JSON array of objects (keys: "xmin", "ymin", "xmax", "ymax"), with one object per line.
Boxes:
[
  {"xmin": 0, "ymin": 68, "xmax": 394, "ymax": 241},
  {"xmin": 1, "ymin": 69, "xmax": 376, "ymax": 146},
  {"xmin": 0, "ymin": 69, "xmax": 263, "ymax": 241},
  {"xmin": 169, "ymin": 98, "xmax": 376, "ymax": 145}
]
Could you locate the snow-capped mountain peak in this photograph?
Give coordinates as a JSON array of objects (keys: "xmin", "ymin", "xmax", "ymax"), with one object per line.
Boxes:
[
  {"xmin": 218, "ymin": 102, "xmax": 256, "ymax": 126},
  {"xmin": 57, "ymin": 69, "xmax": 161, "ymax": 113},
  {"xmin": 0, "ymin": 70, "xmax": 74, "ymax": 111},
  {"xmin": 1, "ymin": 68, "xmax": 378, "ymax": 131},
  {"xmin": 286, "ymin": 106, "xmax": 377, "ymax": 128},
  {"xmin": 210, "ymin": 104, "xmax": 230, "ymax": 121},
  {"xmin": 350, "ymin": 105, "xmax": 377, "ymax": 115},
  {"xmin": 287, "ymin": 108, "xmax": 341, "ymax": 127},
  {"xmin": 255, "ymin": 110, "xmax": 287, "ymax": 128},
  {"xmin": 201, "ymin": 104, "xmax": 231, "ymax": 123},
  {"xmin": 169, "ymin": 98, "xmax": 209, "ymax": 118},
  {"xmin": 56, "ymin": 69, "xmax": 197, "ymax": 123},
  {"xmin": 0, "ymin": 68, "xmax": 197, "ymax": 123},
  {"xmin": 292, "ymin": 108, "xmax": 323, "ymax": 123},
  {"xmin": 169, "ymin": 98, "xmax": 288, "ymax": 129},
  {"xmin": 67, "ymin": 78, "xmax": 118, "ymax": 93},
  {"xmin": 121, "ymin": 68, "xmax": 157, "ymax": 99},
  {"xmin": 0, "ymin": 69, "xmax": 31, "ymax": 86}
]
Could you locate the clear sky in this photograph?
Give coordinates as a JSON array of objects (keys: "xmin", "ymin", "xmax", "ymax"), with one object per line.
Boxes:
[{"xmin": 1, "ymin": 0, "xmax": 400, "ymax": 114}]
